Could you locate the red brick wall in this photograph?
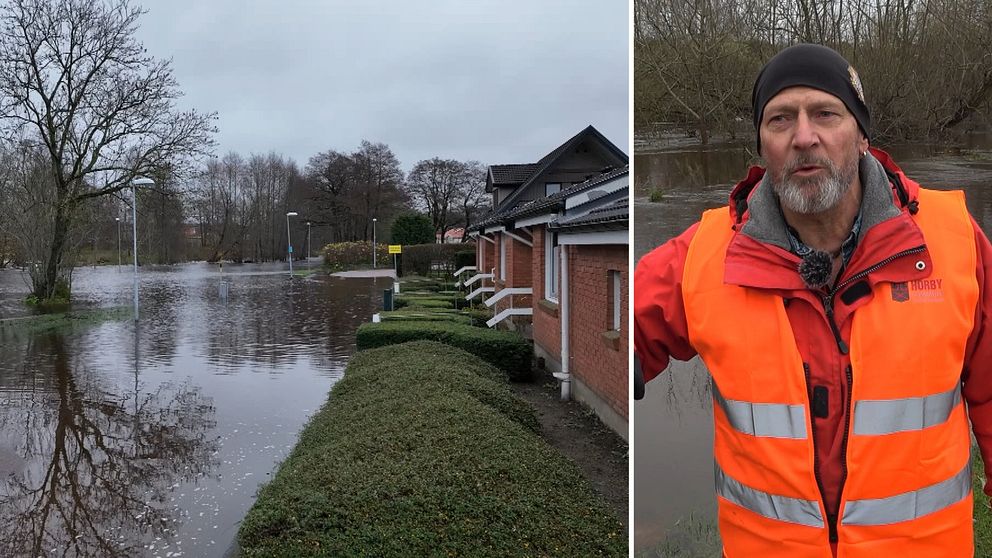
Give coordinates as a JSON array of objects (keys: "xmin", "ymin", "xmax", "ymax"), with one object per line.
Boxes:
[
  {"xmin": 495, "ymin": 232, "xmax": 534, "ymax": 315},
  {"xmin": 567, "ymin": 244, "xmax": 628, "ymax": 420},
  {"xmin": 531, "ymin": 227, "xmax": 561, "ymax": 360},
  {"xmin": 509, "ymin": 231, "xmax": 532, "ymax": 287},
  {"xmin": 487, "ymin": 235, "xmax": 497, "ymax": 276}
]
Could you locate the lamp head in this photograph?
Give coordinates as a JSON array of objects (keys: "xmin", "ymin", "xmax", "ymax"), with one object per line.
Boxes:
[
  {"xmin": 132, "ymin": 177, "xmax": 154, "ymax": 186},
  {"xmin": 286, "ymin": 211, "xmax": 298, "ymax": 217}
]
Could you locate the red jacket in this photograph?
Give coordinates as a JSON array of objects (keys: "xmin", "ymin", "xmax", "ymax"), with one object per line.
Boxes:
[{"xmin": 634, "ymin": 147, "xmax": 992, "ymax": 523}]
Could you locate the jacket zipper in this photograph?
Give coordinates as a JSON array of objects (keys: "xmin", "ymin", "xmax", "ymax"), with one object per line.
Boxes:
[
  {"xmin": 803, "ymin": 363, "xmax": 832, "ymax": 541},
  {"xmin": 819, "ymin": 244, "xmax": 925, "ymax": 354},
  {"xmin": 814, "ymin": 245, "xmax": 925, "ymax": 543},
  {"xmin": 833, "ymin": 364, "xmax": 854, "ymax": 544}
]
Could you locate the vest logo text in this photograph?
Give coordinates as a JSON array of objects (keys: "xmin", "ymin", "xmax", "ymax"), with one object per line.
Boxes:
[{"xmin": 891, "ymin": 279, "xmax": 944, "ymax": 303}]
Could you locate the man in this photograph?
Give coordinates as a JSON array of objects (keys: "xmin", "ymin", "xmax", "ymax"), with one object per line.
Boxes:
[{"xmin": 634, "ymin": 43, "xmax": 992, "ymax": 557}]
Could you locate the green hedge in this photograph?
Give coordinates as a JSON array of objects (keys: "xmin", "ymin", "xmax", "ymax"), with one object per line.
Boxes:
[
  {"xmin": 462, "ymin": 307, "xmax": 494, "ymax": 327},
  {"xmin": 322, "ymin": 241, "xmax": 389, "ymax": 270},
  {"xmin": 394, "ymin": 294, "xmax": 469, "ymax": 310},
  {"xmin": 455, "ymin": 249, "xmax": 476, "ymax": 270},
  {"xmin": 356, "ymin": 321, "xmax": 532, "ymax": 381},
  {"xmin": 379, "ymin": 310, "xmax": 472, "ymax": 324},
  {"xmin": 238, "ymin": 341, "xmax": 624, "ymax": 557},
  {"xmin": 403, "ymin": 243, "xmax": 466, "ymax": 277}
]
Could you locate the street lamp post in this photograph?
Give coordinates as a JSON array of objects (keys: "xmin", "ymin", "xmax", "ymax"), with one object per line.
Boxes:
[
  {"xmin": 131, "ymin": 177, "xmax": 154, "ymax": 321},
  {"xmin": 115, "ymin": 217, "xmax": 121, "ymax": 269},
  {"xmin": 372, "ymin": 217, "xmax": 377, "ymax": 269},
  {"xmin": 286, "ymin": 211, "xmax": 298, "ymax": 275},
  {"xmin": 306, "ymin": 221, "xmax": 311, "ymax": 269}
]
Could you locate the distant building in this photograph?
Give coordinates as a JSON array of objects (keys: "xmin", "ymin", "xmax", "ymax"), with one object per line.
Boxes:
[
  {"xmin": 182, "ymin": 222, "xmax": 202, "ymax": 243},
  {"xmin": 437, "ymin": 228, "xmax": 465, "ymax": 244},
  {"xmin": 460, "ymin": 125, "xmax": 629, "ymax": 439}
]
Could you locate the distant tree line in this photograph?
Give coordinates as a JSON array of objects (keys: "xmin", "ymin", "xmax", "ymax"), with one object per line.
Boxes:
[
  {"xmin": 0, "ymin": 138, "xmax": 492, "ymax": 269},
  {"xmin": 635, "ymin": 0, "xmax": 992, "ymax": 146},
  {"xmin": 0, "ymin": 0, "xmax": 492, "ymax": 303}
]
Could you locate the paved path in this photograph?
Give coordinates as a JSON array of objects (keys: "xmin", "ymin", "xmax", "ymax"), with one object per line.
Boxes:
[{"xmin": 331, "ymin": 269, "xmax": 397, "ymax": 279}]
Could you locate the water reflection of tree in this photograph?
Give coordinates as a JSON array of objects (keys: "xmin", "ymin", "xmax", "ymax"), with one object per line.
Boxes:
[
  {"xmin": 662, "ymin": 357, "xmax": 713, "ymax": 419},
  {"xmin": 0, "ymin": 333, "xmax": 219, "ymax": 557}
]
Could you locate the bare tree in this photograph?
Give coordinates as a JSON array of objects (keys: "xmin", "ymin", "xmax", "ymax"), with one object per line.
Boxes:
[
  {"xmin": 304, "ymin": 141, "xmax": 407, "ymax": 244},
  {"xmin": 635, "ymin": 0, "xmax": 992, "ymax": 146},
  {"xmin": 455, "ymin": 160, "xmax": 487, "ymax": 236},
  {"xmin": 0, "ymin": 0, "xmax": 216, "ymax": 300},
  {"xmin": 406, "ymin": 158, "xmax": 482, "ymax": 239}
]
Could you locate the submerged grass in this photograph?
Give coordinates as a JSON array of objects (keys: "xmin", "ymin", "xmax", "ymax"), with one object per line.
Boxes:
[
  {"xmin": 0, "ymin": 306, "xmax": 130, "ymax": 338},
  {"xmin": 238, "ymin": 340, "xmax": 625, "ymax": 557},
  {"xmin": 974, "ymin": 447, "xmax": 992, "ymax": 556}
]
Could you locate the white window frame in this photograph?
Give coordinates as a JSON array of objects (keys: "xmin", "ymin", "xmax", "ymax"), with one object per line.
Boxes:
[
  {"xmin": 499, "ymin": 234, "xmax": 507, "ymax": 281},
  {"xmin": 610, "ymin": 270, "xmax": 622, "ymax": 330},
  {"xmin": 545, "ymin": 229, "xmax": 559, "ymax": 302}
]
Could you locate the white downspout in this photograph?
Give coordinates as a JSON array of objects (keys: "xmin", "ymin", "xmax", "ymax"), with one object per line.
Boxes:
[{"xmin": 559, "ymin": 244, "xmax": 571, "ymax": 401}]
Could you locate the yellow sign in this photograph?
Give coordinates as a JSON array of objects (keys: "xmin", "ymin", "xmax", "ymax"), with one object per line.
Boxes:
[{"xmin": 388, "ymin": 244, "xmax": 402, "ymax": 254}]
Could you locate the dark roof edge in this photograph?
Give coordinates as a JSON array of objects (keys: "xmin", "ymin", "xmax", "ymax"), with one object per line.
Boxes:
[{"xmin": 497, "ymin": 125, "xmax": 628, "ymax": 212}]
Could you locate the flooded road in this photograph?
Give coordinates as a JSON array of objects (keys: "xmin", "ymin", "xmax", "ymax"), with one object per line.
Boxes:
[
  {"xmin": 0, "ymin": 263, "xmax": 387, "ymax": 557},
  {"xmin": 633, "ymin": 137, "xmax": 992, "ymax": 553}
]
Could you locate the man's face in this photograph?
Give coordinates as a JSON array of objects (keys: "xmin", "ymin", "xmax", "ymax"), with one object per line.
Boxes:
[{"xmin": 759, "ymin": 86, "xmax": 868, "ymax": 214}]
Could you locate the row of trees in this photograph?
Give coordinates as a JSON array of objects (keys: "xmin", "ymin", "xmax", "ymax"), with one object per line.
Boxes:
[
  {"xmin": 635, "ymin": 0, "xmax": 992, "ymax": 145},
  {"xmin": 0, "ymin": 0, "xmax": 493, "ymax": 302}
]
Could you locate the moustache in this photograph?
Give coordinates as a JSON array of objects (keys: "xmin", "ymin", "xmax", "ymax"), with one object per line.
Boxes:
[{"xmin": 785, "ymin": 155, "xmax": 834, "ymax": 175}]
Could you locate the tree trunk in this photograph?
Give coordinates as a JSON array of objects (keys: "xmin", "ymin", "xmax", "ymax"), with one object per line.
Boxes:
[{"xmin": 35, "ymin": 205, "xmax": 71, "ymax": 301}]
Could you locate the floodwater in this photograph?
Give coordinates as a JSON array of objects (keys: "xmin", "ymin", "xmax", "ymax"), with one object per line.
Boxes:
[
  {"xmin": 633, "ymin": 135, "xmax": 992, "ymax": 553},
  {"xmin": 0, "ymin": 262, "xmax": 387, "ymax": 557}
]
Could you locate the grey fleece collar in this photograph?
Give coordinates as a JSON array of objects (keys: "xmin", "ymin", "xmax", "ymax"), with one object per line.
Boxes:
[{"xmin": 740, "ymin": 152, "xmax": 901, "ymax": 252}]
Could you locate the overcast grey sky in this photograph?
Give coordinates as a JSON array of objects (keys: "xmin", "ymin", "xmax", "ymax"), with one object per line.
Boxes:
[{"xmin": 134, "ymin": 0, "xmax": 629, "ymax": 173}]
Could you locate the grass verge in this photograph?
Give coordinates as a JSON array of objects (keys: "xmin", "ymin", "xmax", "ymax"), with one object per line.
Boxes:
[
  {"xmin": 0, "ymin": 306, "xmax": 130, "ymax": 338},
  {"xmin": 238, "ymin": 341, "xmax": 624, "ymax": 557}
]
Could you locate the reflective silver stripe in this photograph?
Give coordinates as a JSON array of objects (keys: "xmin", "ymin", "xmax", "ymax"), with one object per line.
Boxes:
[
  {"xmin": 842, "ymin": 462, "xmax": 971, "ymax": 526},
  {"xmin": 712, "ymin": 379, "xmax": 807, "ymax": 439},
  {"xmin": 715, "ymin": 462, "xmax": 824, "ymax": 527},
  {"xmin": 853, "ymin": 386, "xmax": 962, "ymax": 435}
]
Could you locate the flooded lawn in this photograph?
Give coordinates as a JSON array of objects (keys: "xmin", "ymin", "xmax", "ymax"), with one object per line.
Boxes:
[
  {"xmin": 0, "ymin": 262, "xmax": 388, "ymax": 557},
  {"xmin": 633, "ymin": 137, "xmax": 992, "ymax": 553}
]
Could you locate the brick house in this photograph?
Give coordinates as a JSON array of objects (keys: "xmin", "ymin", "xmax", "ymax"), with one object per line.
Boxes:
[{"xmin": 460, "ymin": 126, "xmax": 628, "ymax": 439}]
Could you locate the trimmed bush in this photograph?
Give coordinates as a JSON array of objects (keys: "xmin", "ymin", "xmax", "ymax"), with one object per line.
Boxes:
[
  {"xmin": 395, "ymin": 293, "xmax": 469, "ymax": 310},
  {"xmin": 356, "ymin": 321, "xmax": 532, "ymax": 381},
  {"xmin": 238, "ymin": 341, "xmax": 624, "ymax": 557},
  {"xmin": 462, "ymin": 307, "xmax": 495, "ymax": 327},
  {"xmin": 379, "ymin": 310, "xmax": 472, "ymax": 324}
]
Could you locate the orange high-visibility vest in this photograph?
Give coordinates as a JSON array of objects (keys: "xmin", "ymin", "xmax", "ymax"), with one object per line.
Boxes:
[{"xmin": 682, "ymin": 188, "xmax": 977, "ymax": 557}]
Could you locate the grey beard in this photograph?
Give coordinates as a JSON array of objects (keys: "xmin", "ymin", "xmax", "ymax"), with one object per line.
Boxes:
[{"xmin": 771, "ymin": 154, "xmax": 858, "ymax": 214}]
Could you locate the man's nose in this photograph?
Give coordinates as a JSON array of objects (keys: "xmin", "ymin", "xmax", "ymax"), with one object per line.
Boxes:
[{"xmin": 792, "ymin": 112, "xmax": 819, "ymax": 150}]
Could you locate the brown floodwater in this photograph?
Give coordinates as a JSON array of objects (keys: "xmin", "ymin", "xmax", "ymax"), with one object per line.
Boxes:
[
  {"xmin": 633, "ymin": 134, "xmax": 992, "ymax": 553},
  {"xmin": 0, "ymin": 263, "xmax": 388, "ymax": 557}
]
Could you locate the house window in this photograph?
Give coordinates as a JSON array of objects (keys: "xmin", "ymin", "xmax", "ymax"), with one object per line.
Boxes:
[
  {"xmin": 545, "ymin": 182, "xmax": 561, "ymax": 196},
  {"xmin": 609, "ymin": 270, "xmax": 622, "ymax": 331},
  {"xmin": 499, "ymin": 234, "xmax": 508, "ymax": 281},
  {"xmin": 545, "ymin": 229, "xmax": 559, "ymax": 302}
]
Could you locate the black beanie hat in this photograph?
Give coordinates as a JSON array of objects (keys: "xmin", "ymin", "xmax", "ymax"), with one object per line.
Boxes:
[{"xmin": 752, "ymin": 43, "xmax": 870, "ymax": 154}]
